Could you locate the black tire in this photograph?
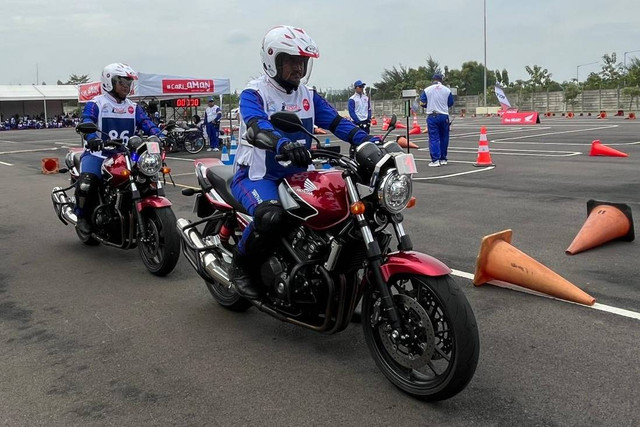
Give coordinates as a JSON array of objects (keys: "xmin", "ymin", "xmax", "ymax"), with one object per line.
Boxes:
[
  {"xmin": 137, "ymin": 207, "xmax": 180, "ymax": 276},
  {"xmin": 184, "ymin": 134, "xmax": 205, "ymax": 154},
  {"xmin": 362, "ymin": 274, "xmax": 479, "ymax": 401},
  {"xmin": 75, "ymin": 227, "xmax": 100, "ymax": 246},
  {"xmin": 202, "ymin": 221, "xmax": 252, "ymax": 312}
]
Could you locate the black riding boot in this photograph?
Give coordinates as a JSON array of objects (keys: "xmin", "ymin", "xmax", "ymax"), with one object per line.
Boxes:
[
  {"xmin": 230, "ymin": 248, "xmax": 260, "ymax": 300},
  {"xmin": 74, "ymin": 172, "xmax": 99, "ymax": 234}
]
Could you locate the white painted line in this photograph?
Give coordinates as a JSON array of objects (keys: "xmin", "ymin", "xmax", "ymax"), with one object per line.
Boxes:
[
  {"xmin": 0, "ymin": 147, "xmax": 60, "ymax": 155},
  {"xmin": 165, "ymin": 156, "xmax": 200, "ymax": 162},
  {"xmin": 491, "ymin": 125, "xmax": 617, "ymax": 142},
  {"xmin": 450, "ymin": 269, "xmax": 640, "ymax": 321},
  {"xmin": 0, "ymin": 161, "xmax": 13, "ymax": 166},
  {"xmin": 413, "ymin": 161, "xmax": 495, "ymax": 180}
]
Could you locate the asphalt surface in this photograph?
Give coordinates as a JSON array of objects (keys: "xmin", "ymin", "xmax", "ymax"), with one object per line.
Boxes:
[{"xmin": 1, "ymin": 116, "xmax": 639, "ymax": 426}]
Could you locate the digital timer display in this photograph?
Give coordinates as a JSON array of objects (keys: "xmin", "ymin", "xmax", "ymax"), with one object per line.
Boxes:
[{"xmin": 175, "ymin": 98, "xmax": 201, "ymax": 107}]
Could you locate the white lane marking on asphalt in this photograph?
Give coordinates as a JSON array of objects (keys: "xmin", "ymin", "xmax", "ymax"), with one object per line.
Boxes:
[
  {"xmin": 451, "ymin": 269, "xmax": 640, "ymax": 321},
  {"xmin": 165, "ymin": 156, "xmax": 200, "ymax": 162},
  {"xmin": 416, "ymin": 147, "xmax": 581, "ymax": 157},
  {"xmin": 413, "ymin": 160, "xmax": 495, "ymax": 180},
  {"xmin": 0, "ymin": 147, "xmax": 60, "ymax": 155},
  {"xmin": 0, "ymin": 161, "xmax": 13, "ymax": 166},
  {"xmin": 491, "ymin": 125, "xmax": 618, "ymax": 142}
]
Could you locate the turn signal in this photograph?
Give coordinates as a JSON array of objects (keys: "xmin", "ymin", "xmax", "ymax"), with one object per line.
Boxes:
[
  {"xmin": 406, "ymin": 197, "xmax": 416, "ymax": 208},
  {"xmin": 121, "ymin": 169, "xmax": 131, "ymax": 177},
  {"xmin": 161, "ymin": 166, "xmax": 171, "ymax": 174},
  {"xmin": 350, "ymin": 201, "xmax": 366, "ymax": 215}
]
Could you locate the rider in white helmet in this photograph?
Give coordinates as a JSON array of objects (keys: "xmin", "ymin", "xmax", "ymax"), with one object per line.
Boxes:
[
  {"xmin": 74, "ymin": 63, "xmax": 162, "ymax": 235},
  {"xmin": 228, "ymin": 25, "xmax": 383, "ymax": 299}
]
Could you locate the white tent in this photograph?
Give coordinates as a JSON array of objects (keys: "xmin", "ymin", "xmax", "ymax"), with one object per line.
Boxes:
[
  {"xmin": 78, "ymin": 73, "xmax": 231, "ymax": 102},
  {"xmin": 0, "ymin": 85, "xmax": 78, "ymax": 122}
]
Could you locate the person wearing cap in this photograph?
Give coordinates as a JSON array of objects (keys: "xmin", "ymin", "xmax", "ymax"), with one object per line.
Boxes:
[
  {"xmin": 420, "ymin": 73, "xmax": 454, "ymax": 167},
  {"xmin": 205, "ymin": 97, "xmax": 222, "ymax": 151},
  {"xmin": 348, "ymin": 80, "xmax": 372, "ymax": 134}
]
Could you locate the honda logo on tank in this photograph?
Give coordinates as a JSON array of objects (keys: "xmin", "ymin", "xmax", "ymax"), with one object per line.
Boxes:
[{"xmin": 162, "ymin": 79, "xmax": 215, "ymax": 94}]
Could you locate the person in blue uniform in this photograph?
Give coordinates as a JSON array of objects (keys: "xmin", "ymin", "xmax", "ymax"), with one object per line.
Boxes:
[
  {"xmin": 420, "ymin": 73, "xmax": 454, "ymax": 167},
  {"xmin": 204, "ymin": 97, "xmax": 222, "ymax": 151},
  {"xmin": 75, "ymin": 63, "xmax": 162, "ymax": 234},
  {"xmin": 348, "ymin": 80, "xmax": 371, "ymax": 134},
  {"xmin": 229, "ymin": 25, "xmax": 382, "ymax": 299}
]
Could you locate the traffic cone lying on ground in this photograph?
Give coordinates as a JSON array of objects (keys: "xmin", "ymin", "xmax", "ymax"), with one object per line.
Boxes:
[
  {"xmin": 474, "ymin": 126, "xmax": 495, "ymax": 167},
  {"xmin": 566, "ymin": 200, "xmax": 634, "ymax": 255},
  {"xmin": 395, "ymin": 136, "xmax": 419, "ymax": 149},
  {"xmin": 41, "ymin": 157, "xmax": 59, "ymax": 174},
  {"xmin": 474, "ymin": 229, "xmax": 596, "ymax": 306},
  {"xmin": 589, "ymin": 140, "xmax": 628, "ymax": 157}
]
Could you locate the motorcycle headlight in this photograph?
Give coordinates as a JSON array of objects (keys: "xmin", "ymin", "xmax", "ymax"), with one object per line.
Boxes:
[
  {"xmin": 137, "ymin": 152, "xmax": 162, "ymax": 176},
  {"xmin": 378, "ymin": 171, "xmax": 412, "ymax": 213}
]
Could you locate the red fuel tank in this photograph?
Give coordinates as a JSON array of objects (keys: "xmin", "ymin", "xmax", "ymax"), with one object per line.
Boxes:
[
  {"xmin": 283, "ymin": 170, "xmax": 350, "ymax": 230},
  {"xmin": 102, "ymin": 153, "xmax": 129, "ymax": 187}
]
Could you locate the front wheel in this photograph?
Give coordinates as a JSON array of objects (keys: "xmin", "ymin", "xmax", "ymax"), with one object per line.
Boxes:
[
  {"xmin": 362, "ymin": 274, "xmax": 479, "ymax": 401},
  {"xmin": 138, "ymin": 207, "xmax": 180, "ymax": 276}
]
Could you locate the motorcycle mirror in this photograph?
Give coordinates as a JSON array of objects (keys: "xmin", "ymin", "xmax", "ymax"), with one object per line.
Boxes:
[
  {"xmin": 270, "ymin": 112, "xmax": 304, "ymax": 133},
  {"xmin": 76, "ymin": 122, "xmax": 98, "ymax": 134},
  {"xmin": 388, "ymin": 115, "xmax": 397, "ymax": 128},
  {"xmin": 181, "ymin": 188, "xmax": 196, "ymax": 196}
]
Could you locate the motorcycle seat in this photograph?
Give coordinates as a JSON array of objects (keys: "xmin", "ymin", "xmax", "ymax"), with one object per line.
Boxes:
[{"xmin": 205, "ymin": 166, "xmax": 248, "ymax": 214}]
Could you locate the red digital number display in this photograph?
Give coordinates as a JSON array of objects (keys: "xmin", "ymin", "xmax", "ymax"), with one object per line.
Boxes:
[{"xmin": 175, "ymin": 98, "xmax": 201, "ymax": 107}]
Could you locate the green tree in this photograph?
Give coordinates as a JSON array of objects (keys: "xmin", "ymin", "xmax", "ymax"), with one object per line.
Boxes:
[
  {"xmin": 65, "ymin": 74, "xmax": 90, "ymax": 85},
  {"xmin": 563, "ymin": 83, "xmax": 581, "ymax": 111},
  {"xmin": 599, "ymin": 52, "xmax": 623, "ymax": 88}
]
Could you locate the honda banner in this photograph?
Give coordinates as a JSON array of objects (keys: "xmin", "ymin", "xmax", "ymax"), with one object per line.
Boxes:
[{"xmin": 501, "ymin": 111, "xmax": 540, "ymax": 125}]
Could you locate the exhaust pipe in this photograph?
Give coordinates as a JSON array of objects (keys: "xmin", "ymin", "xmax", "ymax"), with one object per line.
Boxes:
[
  {"xmin": 176, "ymin": 218, "xmax": 231, "ymax": 287},
  {"xmin": 51, "ymin": 187, "xmax": 77, "ymax": 226}
]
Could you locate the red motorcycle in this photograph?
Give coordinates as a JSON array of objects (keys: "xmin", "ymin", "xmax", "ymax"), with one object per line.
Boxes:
[
  {"xmin": 51, "ymin": 122, "xmax": 180, "ymax": 276},
  {"xmin": 177, "ymin": 113, "xmax": 479, "ymax": 400}
]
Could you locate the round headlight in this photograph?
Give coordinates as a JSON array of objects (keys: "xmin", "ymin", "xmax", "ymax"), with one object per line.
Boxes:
[
  {"xmin": 137, "ymin": 152, "xmax": 161, "ymax": 176},
  {"xmin": 378, "ymin": 171, "xmax": 412, "ymax": 213}
]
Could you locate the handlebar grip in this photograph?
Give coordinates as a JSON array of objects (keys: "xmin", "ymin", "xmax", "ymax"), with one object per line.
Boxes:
[{"xmin": 275, "ymin": 154, "xmax": 286, "ymax": 161}]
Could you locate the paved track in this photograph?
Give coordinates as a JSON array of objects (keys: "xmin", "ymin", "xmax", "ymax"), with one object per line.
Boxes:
[{"xmin": 1, "ymin": 116, "xmax": 639, "ymax": 425}]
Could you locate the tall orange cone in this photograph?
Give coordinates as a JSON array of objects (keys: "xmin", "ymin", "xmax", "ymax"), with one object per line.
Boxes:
[
  {"xmin": 589, "ymin": 140, "xmax": 628, "ymax": 157},
  {"xmin": 412, "ymin": 114, "xmax": 419, "ymax": 128},
  {"xmin": 474, "ymin": 229, "xmax": 596, "ymax": 305},
  {"xmin": 473, "ymin": 126, "xmax": 494, "ymax": 167},
  {"xmin": 41, "ymin": 157, "xmax": 59, "ymax": 174},
  {"xmin": 566, "ymin": 200, "xmax": 634, "ymax": 255}
]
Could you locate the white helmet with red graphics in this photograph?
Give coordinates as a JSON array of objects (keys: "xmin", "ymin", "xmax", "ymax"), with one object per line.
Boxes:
[
  {"xmin": 261, "ymin": 25, "xmax": 319, "ymax": 86},
  {"xmin": 100, "ymin": 63, "xmax": 137, "ymax": 94}
]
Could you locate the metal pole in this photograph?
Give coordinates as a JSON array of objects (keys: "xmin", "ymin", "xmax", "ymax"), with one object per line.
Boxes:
[{"xmin": 483, "ymin": 0, "xmax": 487, "ymax": 107}]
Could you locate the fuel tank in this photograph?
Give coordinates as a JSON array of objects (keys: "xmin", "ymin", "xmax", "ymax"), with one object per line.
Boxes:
[
  {"xmin": 102, "ymin": 153, "xmax": 129, "ymax": 187},
  {"xmin": 281, "ymin": 170, "xmax": 349, "ymax": 230}
]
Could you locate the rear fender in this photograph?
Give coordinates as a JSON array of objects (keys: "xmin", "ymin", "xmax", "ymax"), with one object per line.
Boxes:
[
  {"xmin": 136, "ymin": 195, "xmax": 172, "ymax": 212},
  {"xmin": 380, "ymin": 251, "xmax": 451, "ymax": 282}
]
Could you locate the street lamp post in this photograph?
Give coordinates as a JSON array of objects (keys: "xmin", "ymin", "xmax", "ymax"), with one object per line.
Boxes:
[
  {"xmin": 576, "ymin": 61, "xmax": 599, "ymax": 85},
  {"xmin": 483, "ymin": 0, "xmax": 487, "ymax": 108},
  {"xmin": 623, "ymin": 50, "xmax": 640, "ymax": 69}
]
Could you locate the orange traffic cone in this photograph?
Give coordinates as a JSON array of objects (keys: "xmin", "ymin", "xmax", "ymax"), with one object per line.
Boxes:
[
  {"xmin": 408, "ymin": 126, "xmax": 421, "ymax": 135},
  {"xmin": 566, "ymin": 200, "xmax": 634, "ymax": 255},
  {"xmin": 412, "ymin": 114, "xmax": 419, "ymax": 128},
  {"xmin": 41, "ymin": 157, "xmax": 59, "ymax": 174},
  {"xmin": 589, "ymin": 140, "xmax": 628, "ymax": 157},
  {"xmin": 381, "ymin": 122, "xmax": 389, "ymax": 131},
  {"xmin": 396, "ymin": 136, "xmax": 419, "ymax": 149},
  {"xmin": 371, "ymin": 117, "xmax": 378, "ymax": 125},
  {"xmin": 474, "ymin": 229, "xmax": 596, "ymax": 305},
  {"xmin": 395, "ymin": 122, "xmax": 407, "ymax": 129},
  {"xmin": 473, "ymin": 126, "xmax": 494, "ymax": 167}
]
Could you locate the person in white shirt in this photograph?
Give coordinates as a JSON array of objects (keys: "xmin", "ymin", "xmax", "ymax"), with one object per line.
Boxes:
[
  {"xmin": 420, "ymin": 73, "xmax": 454, "ymax": 167},
  {"xmin": 204, "ymin": 97, "xmax": 222, "ymax": 151},
  {"xmin": 348, "ymin": 80, "xmax": 371, "ymax": 134}
]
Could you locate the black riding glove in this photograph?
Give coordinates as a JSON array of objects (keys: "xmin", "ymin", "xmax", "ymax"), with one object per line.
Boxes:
[
  {"xmin": 279, "ymin": 141, "xmax": 312, "ymax": 167},
  {"xmin": 86, "ymin": 138, "xmax": 103, "ymax": 152}
]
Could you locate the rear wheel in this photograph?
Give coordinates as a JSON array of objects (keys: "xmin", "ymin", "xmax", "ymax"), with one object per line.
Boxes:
[
  {"xmin": 202, "ymin": 220, "xmax": 251, "ymax": 312},
  {"xmin": 362, "ymin": 274, "xmax": 479, "ymax": 401},
  {"xmin": 138, "ymin": 207, "xmax": 180, "ymax": 276},
  {"xmin": 184, "ymin": 134, "xmax": 205, "ymax": 154}
]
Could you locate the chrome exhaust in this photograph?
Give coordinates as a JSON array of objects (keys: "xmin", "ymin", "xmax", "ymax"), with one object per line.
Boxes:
[
  {"xmin": 51, "ymin": 187, "xmax": 77, "ymax": 226},
  {"xmin": 176, "ymin": 218, "xmax": 232, "ymax": 287}
]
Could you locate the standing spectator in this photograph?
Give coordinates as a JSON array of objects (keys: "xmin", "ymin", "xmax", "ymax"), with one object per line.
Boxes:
[
  {"xmin": 348, "ymin": 80, "xmax": 371, "ymax": 134},
  {"xmin": 205, "ymin": 97, "xmax": 222, "ymax": 152},
  {"xmin": 420, "ymin": 73, "xmax": 453, "ymax": 167}
]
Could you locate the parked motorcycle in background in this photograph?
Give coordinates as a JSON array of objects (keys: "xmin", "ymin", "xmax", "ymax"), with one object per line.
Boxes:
[
  {"xmin": 177, "ymin": 112, "xmax": 479, "ymax": 401},
  {"xmin": 160, "ymin": 119, "xmax": 205, "ymax": 154},
  {"xmin": 51, "ymin": 122, "xmax": 181, "ymax": 276}
]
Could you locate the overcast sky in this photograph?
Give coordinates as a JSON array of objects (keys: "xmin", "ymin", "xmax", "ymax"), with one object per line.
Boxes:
[{"xmin": 2, "ymin": 0, "xmax": 640, "ymax": 93}]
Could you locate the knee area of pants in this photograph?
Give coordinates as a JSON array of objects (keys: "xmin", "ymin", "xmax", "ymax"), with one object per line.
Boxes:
[{"xmin": 253, "ymin": 202, "xmax": 288, "ymax": 234}]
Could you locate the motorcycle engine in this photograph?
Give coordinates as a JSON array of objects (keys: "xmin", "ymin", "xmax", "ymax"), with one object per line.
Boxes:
[{"xmin": 261, "ymin": 226, "xmax": 327, "ymax": 307}]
